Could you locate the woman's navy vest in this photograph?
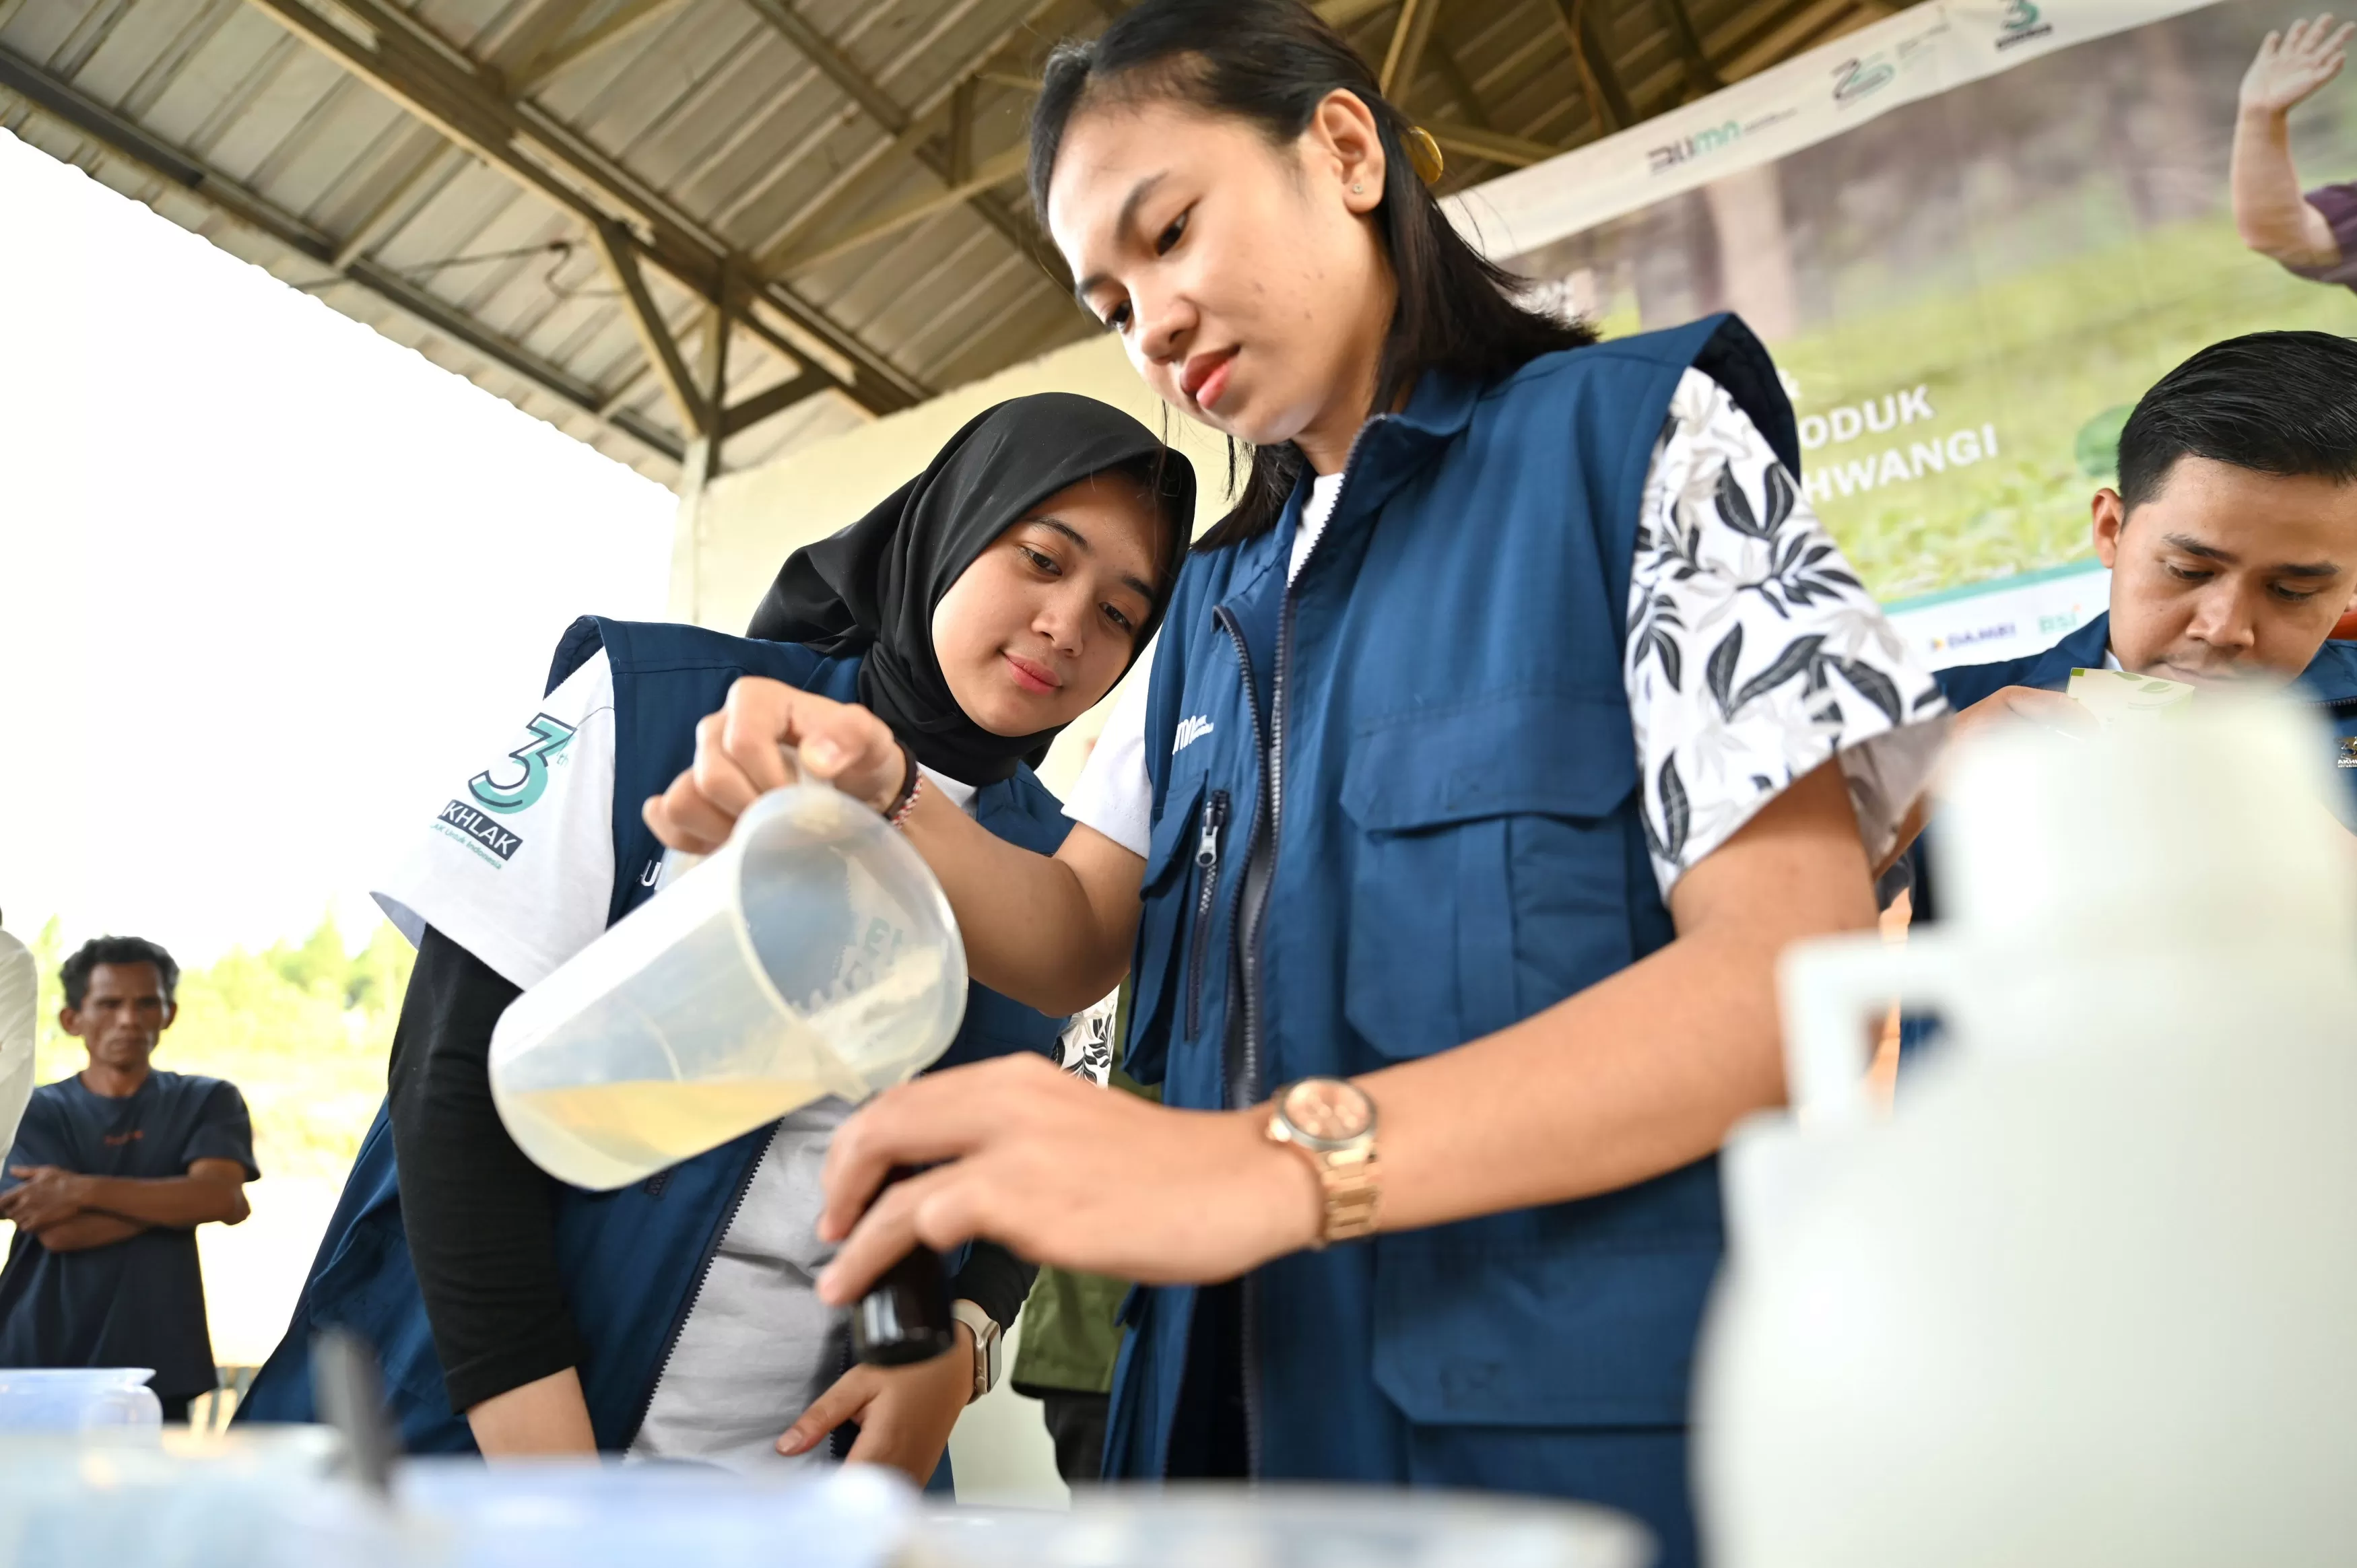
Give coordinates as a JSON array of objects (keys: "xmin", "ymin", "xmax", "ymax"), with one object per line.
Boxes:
[
  {"xmin": 1106, "ymin": 316, "xmax": 1795, "ymax": 1568},
  {"xmin": 239, "ymin": 619, "xmax": 1071, "ymax": 1452}
]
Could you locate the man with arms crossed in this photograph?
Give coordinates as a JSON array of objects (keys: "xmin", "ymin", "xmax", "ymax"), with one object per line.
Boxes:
[{"xmin": 0, "ymin": 937, "xmax": 257, "ymax": 1423}]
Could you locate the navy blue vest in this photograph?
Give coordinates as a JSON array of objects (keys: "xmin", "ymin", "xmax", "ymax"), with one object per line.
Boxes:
[
  {"xmin": 240, "ymin": 619, "xmax": 1071, "ymax": 1451},
  {"xmin": 1908, "ymin": 613, "xmax": 2357, "ymax": 933},
  {"xmin": 1104, "ymin": 316, "xmax": 1793, "ymax": 1568},
  {"xmin": 1933, "ymin": 611, "xmax": 2357, "ymax": 815}
]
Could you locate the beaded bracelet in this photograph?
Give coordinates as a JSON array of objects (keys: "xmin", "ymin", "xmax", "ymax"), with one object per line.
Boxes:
[{"xmin": 882, "ymin": 745, "xmax": 924, "ymax": 830}]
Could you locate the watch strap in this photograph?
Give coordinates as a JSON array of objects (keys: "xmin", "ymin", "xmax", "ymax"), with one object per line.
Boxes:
[
  {"xmin": 949, "ymin": 1299, "xmax": 1000, "ymax": 1403},
  {"xmin": 1267, "ymin": 1083, "xmax": 1383, "ymax": 1248}
]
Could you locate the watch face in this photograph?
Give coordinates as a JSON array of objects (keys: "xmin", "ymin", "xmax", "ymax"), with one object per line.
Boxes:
[{"xmin": 1282, "ymin": 1079, "xmax": 1374, "ymax": 1145}]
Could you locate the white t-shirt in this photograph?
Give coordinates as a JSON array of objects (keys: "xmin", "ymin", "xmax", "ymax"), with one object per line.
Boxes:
[
  {"xmin": 372, "ymin": 650, "xmax": 983, "ymax": 1472},
  {"xmin": 1062, "ymin": 471, "xmax": 1344, "ymax": 858},
  {"xmin": 1065, "ymin": 369, "xmax": 1950, "ymax": 898}
]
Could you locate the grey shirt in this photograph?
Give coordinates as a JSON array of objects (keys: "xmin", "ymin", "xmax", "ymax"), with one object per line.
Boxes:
[{"xmin": 628, "ymin": 1098, "xmax": 853, "ymax": 1471}]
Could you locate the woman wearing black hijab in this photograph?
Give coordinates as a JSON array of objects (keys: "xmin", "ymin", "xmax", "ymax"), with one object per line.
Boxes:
[{"xmin": 240, "ymin": 395, "xmax": 1193, "ymax": 1481}]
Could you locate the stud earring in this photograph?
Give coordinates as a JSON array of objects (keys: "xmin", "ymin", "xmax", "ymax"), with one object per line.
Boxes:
[{"xmin": 1352, "ymin": 182, "xmax": 1364, "ymax": 193}]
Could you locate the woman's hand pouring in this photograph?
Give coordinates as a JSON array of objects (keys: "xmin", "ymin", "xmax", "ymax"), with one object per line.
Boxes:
[
  {"xmin": 643, "ymin": 677, "xmax": 908, "ymax": 852},
  {"xmin": 810, "ymin": 1055, "xmax": 1324, "ymax": 1305}
]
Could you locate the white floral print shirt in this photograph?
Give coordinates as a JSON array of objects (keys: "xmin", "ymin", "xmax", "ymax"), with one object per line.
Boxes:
[{"xmin": 1626, "ymin": 369, "xmax": 1950, "ymax": 897}]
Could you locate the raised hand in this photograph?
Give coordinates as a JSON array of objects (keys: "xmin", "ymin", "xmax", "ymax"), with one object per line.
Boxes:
[{"xmin": 2241, "ymin": 15, "xmax": 2354, "ymax": 118}]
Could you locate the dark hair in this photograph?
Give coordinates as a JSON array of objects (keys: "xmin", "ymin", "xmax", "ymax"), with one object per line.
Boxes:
[
  {"xmin": 61, "ymin": 936, "xmax": 180, "ymax": 1010},
  {"xmin": 2119, "ymin": 331, "xmax": 2357, "ymax": 511},
  {"xmin": 1030, "ymin": 0, "xmax": 1593, "ymax": 548}
]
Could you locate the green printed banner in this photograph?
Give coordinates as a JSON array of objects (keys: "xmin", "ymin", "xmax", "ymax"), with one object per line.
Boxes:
[{"xmin": 1454, "ymin": 0, "xmax": 2357, "ymax": 662}]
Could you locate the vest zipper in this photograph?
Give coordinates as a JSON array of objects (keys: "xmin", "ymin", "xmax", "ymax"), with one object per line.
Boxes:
[
  {"xmin": 1212, "ymin": 607, "xmax": 1269, "ymax": 1113},
  {"xmin": 1224, "ymin": 417, "xmax": 1387, "ymax": 1482},
  {"xmin": 624, "ymin": 1129, "xmax": 770, "ymax": 1449},
  {"xmin": 1185, "ymin": 790, "xmax": 1229, "ymax": 1039}
]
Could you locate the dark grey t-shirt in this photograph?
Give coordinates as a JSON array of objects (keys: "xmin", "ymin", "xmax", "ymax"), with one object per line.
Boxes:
[{"xmin": 0, "ymin": 1071, "xmax": 259, "ymax": 1400}]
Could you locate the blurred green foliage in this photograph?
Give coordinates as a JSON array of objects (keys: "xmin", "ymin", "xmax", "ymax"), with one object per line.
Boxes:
[{"xmin": 24, "ymin": 914, "xmax": 407, "ymax": 1182}]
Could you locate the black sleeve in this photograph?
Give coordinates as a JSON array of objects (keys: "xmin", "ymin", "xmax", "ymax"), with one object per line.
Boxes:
[
  {"xmin": 387, "ymin": 925, "xmax": 585, "ymax": 1413},
  {"xmin": 948, "ymin": 1239, "xmax": 1038, "ymax": 1333}
]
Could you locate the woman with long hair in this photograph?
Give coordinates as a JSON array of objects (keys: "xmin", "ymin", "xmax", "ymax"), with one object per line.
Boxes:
[
  {"xmin": 241, "ymin": 395, "xmax": 1192, "ymax": 1484},
  {"xmin": 646, "ymin": 2, "xmax": 1946, "ymax": 1555}
]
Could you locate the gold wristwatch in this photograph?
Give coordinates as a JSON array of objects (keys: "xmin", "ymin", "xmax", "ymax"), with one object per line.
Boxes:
[
  {"xmin": 1265, "ymin": 1078, "xmax": 1381, "ymax": 1247},
  {"xmin": 948, "ymin": 1299, "xmax": 1001, "ymax": 1404}
]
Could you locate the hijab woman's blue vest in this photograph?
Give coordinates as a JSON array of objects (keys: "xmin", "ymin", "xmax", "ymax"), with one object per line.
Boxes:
[
  {"xmin": 239, "ymin": 619, "xmax": 1071, "ymax": 1451},
  {"xmin": 1107, "ymin": 316, "xmax": 1795, "ymax": 1568}
]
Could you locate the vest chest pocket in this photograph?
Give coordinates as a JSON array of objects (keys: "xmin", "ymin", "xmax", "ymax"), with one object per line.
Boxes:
[
  {"xmin": 1123, "ymin": 774, "xmax": 1208, "ymax": 1086},
  {"xmin": 1339, "ymin": 692, "xmax": 1640, "ymax": 1060}
]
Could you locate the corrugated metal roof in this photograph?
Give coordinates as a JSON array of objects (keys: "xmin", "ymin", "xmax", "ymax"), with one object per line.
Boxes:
[{"xmin": 0, "ymin": 0, "xmax": 1900, "ymax": 487}]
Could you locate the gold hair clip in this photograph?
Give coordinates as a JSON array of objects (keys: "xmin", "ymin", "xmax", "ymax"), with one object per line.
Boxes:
[{"xmin": 1403, "ymin": 125, "xmax": 1445, "ymax": 186}]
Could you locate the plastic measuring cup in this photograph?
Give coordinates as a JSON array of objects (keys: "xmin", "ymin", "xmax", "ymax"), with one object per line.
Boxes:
[
  {"xmin": 490, "ymin": 780, "xmax": 968, "ymax": 1190},
  {"xmin": 0, "ymin": 1367, "xmax": 163, "ymax": 1433}
]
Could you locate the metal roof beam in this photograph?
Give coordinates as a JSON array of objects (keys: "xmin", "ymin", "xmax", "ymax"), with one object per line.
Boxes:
[
  {"xmin": 331, "ymin": 129, "xmax": 458, "ymax": 268},
  {"xmin": 508, "ymin": 0, "xmax": 690, "ymax": 94},
  {"xmin": 238, "ymin": 0, "xmax": 925, "ymax": 415},
  {"xmin": 945, "ymin": 75, "xmax": 976, "ymax": 186},
  {"xmin": 591, "ymin": 217, "xmax": 710, "ymax": 438},
  {"xmin": 735, "ymin": 0, "xmax": 1067, "ymax": 289},
  {"xmin": 721, "ymin": 368, "xmax": 834, "ymax": 438},
  {"xmin": 0, "ymin": 40, "xmax": 684, "ymax": 464},
  {"xmin": 770, "ymin": 143, "xmax": 1027, "ymax": 276},
  {"xmin": 1550, "ymin": 0, "xmax": 1638, "ymax": 133},
  {"xmin": 1717, "ymin": 0, "xmax": 1867, "ymax": 79},
  {"xmin": 737, "ymin": 0, "xmax": 909, "ymax": 133},
  {"xmin": 1427, "ymin": 34, "xmax": 1494, "ymax": 131},
  {"xmin": 1653, "ymin": 0, "xmax": 1725, "ymax": 95},
  {"xmin": 1379, "ymin": 0, "xmax": 1438, "ymax": 97}
]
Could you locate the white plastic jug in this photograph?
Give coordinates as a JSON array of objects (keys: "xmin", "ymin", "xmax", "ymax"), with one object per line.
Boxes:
[
  {"xmin": 0, "ymin": 1368, "xmax": 162, "ymax": 1434},
  {"xmin": 286, "ymin": 1460, "xmax": 917, "ymax": 1568},
  {"xmin": 1697, "ymin": 697, "xmax": 2357, "ymax": 1567},
  {"xmin": 0, "ymin": 1428, "xmax": 341, "ymax": 1568},
  {"xmin": 490, "ymin": 781, "xmax": 967, "ymax": 1190},
  {"xmin": 917, "ymin": 1487, "xmax": 1652, "ymax": 1568}
]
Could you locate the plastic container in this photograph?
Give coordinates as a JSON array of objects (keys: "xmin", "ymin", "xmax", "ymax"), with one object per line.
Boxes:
[
  {"xmin": 0, "ymin": 1426, "xmax": 342, "ymax": 1568},
  {"xmin": 0, "ymin": 1368, "xmax": 162, "ymax": 1434},
  {"xmin": 1700, "ymin": 697, "xmax": 2357, "ymax": 1567},
  {"xmin": 917, "ymin": 1487, "xmax": 1653, "ymax": 1568},
  {"xmin": 401, "ymin": 1460, "xmax": 912, "ymax": 1568},
  {"xmin": 490, "ymin": 781, "xmax": 968, "ymax": 1190},
  {"xmin": 0, "ymin": 1435, "xmax": 911, "ymax": 1568}
]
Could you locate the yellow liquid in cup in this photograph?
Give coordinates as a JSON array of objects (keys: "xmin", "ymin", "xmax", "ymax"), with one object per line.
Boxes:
[{"xmin": 504, "ymin": 1079, "xmax": 834, "ymax": 1190}]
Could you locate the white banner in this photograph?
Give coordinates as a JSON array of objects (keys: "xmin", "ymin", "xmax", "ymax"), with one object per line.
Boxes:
[
  {"xmin": 1447, "ymin": 0, "xmax": 2224, "ymax": 261},
  {"xmin": 1441, "ymin": 0, "xmax": 2357, "ymax": 638}
]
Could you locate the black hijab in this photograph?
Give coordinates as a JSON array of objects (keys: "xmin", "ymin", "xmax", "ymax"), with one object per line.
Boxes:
[{"xmin": 746, "ymin": 393, "xmax": 1195, "ymax": 786}]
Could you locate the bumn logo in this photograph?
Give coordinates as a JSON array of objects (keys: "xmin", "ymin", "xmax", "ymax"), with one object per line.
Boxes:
[
  {"xmin": 1172, "ymin": 714, "xmax": 1216, "ymax": 753},
  {"xmin": 439, "ymin": 800, "xmax": 524, "ymax": 862},
  {"xmin": 1996, "ymin": 0, "xmax": 2053, "ymax": 49},
  {"xmin": 469, "ymin": 714, "xmax": 577, "ymax": 815},
  {"xmin": 1832, "ymin": 55, "xmax": 1896, "ymax": 104},
  {"xmin": 1647, "ymin": 120, "xmax": 1741, "ymax": 174}
]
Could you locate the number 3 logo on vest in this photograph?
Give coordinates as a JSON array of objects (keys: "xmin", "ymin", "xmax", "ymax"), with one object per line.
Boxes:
[{"xmin": 469, "ymin": 714, "xmax": 578, "ymax": 815}]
